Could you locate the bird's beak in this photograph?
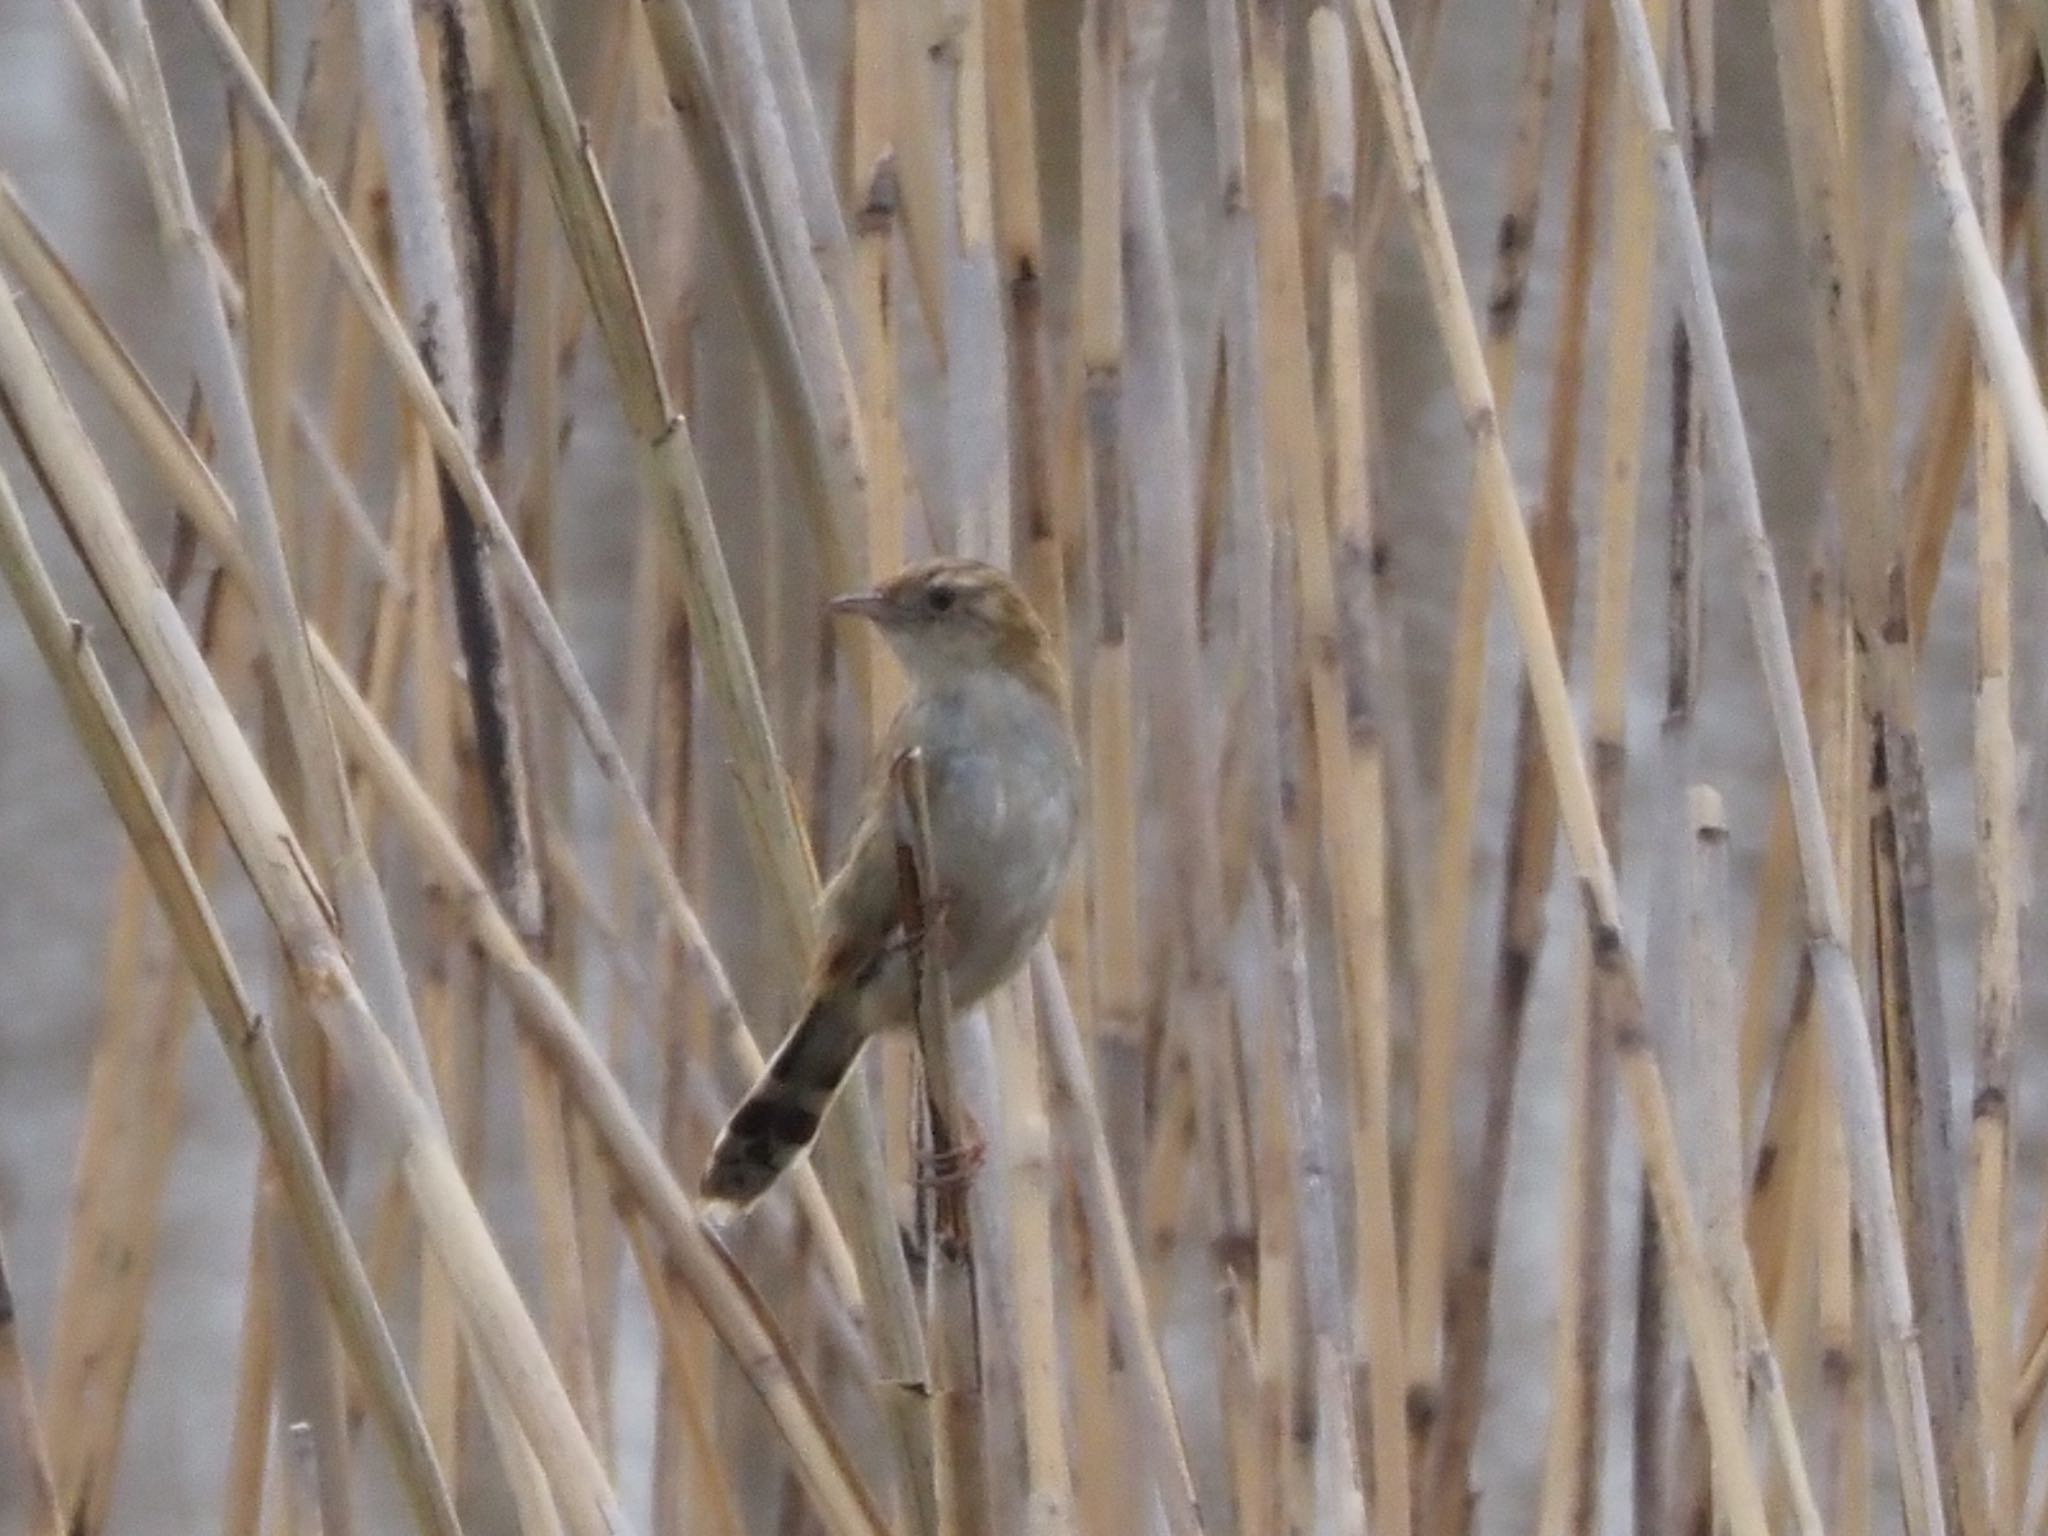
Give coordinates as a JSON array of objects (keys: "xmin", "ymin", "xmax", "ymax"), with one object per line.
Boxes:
[{"xmin": 828, "ymin": 588, "xmax": 891, "ymax": 623}]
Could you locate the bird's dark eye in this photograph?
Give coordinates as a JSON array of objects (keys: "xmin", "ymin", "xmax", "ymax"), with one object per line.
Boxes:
[{"xmin": 927, "ymin": 586, "xmax": 957, "ymax": 614}]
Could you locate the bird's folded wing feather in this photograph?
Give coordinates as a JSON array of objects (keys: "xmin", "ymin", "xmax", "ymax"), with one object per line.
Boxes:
[{"xmin": 810, "ymin": 790, "xmax": 907, "ymax": 994}]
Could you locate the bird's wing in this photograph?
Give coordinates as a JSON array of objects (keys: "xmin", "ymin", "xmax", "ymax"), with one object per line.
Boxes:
[{"xmin": 809, "ymin": 789, "xmax": 906, "ymax": 996}]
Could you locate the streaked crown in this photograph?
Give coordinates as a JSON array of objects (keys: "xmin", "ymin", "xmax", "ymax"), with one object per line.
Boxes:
[{"xmin": 832, "ymin": 557, "xmax": 1064, "ymax": 701}]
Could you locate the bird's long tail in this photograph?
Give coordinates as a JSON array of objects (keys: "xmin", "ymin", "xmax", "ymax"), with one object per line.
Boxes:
[{"xmin": 701, "ymin": 993, "xmax": 866, "ymax": 1206}]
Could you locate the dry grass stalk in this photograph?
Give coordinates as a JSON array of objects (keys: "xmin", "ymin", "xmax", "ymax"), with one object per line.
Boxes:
[
  {"xmin": 1948, "ymin": 5, "xmax": 2023, "ymax": 1533},
  {"xmin": 161, "ymin": 0, "xmax": 870, "ymax": 1312},
  {"xmin": 1401, "ymin": 0, "xmax": 1568, "ymax": 1484},
  {"xmin": 10, "ymin": 3, "xmax": 2048, "ymax": 1533},
  {"xmin": 0, "ymin": 1229, "xmax": 62, "ymax": 1536},
  {"xmin": 1418, "ymin": 7, "xmax": 1565, "ymax": 1526},
  {"xmin": 1264, "ymin": 12, "xmax": 1406, "ymax": 1534},
  {"xmin": 0, "ymin": 414, "xmax": 462, "ymax": 1536},
  {"xmin": 1351, "ymin": 1, "xmax": 1779, "ymax": 1528},
  {"xmin": 1031, "ymin": 946, "xmax": 1205, "ymax": 1536},
  {"xmin": 888, "ymin": 747, "xmax": 986, "ymax": 1536},
  {"xmin": 1592, "ymin": 0, "xmax": 1947, "ymax": 1528},
  {"xmin": 0, "ymin": 272, "xmax": 626, "ymax": 1533},
  {"xmin": 1526, "ymin": 9, "xmax": 1617, "ymax": 1528},
  {"xmin": 0, "ymin": 154, "xmax": 884, "ymax": 1533}
]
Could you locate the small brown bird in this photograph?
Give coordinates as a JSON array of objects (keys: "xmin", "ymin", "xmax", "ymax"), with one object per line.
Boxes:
[{"xmin": 701, "ymin": 557, "xmax": 1082, "ymax": 1206}]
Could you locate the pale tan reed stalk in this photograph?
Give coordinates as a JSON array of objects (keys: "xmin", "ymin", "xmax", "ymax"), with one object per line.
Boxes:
[
  {"xmin": 1595, "ymin": 0, "xmax": 1948, "ymax": 1528},
  {"xmin": 0, "ymin": 1230, "xmax": 62, "ymax": 1536},
  {"xmin": 1526, "ymin": 10, "xmax": 1615, "ymax": 1529},
  {"xmin": 1352, "ymin": 3, "xmax": 1789, "ymax": 1530},
  {"xmin": 0, "ymin": 435, "xmax": 462, "ymax": 1536},
  {"xmin": 0, "ymin": 192, "xmax": 875, "ymax": 1528},
  {"xmin": 0, "ymin": 272, "xmax": 630, "ymax": 1536},
  {"xmin": 1302, "ymin": 14, "xmax": 1410, "ymax": 1535},
  {"xmin": 1421, "ymin": 6, "xmax": 1567, "ymax": 1525},
  {"xmin": 1402, "ymin": 0, "xmax": 1565, "ymax": 1465},
  {"xmin": 145, "ymin": 0, "xmax": 871, "ymax": 1322},
  {"xmin": 1946, "ymin": 3, "xmax": 2022, "ymax": 1531},
  {"xmin": 1031, "ymin": 945, "xmax": 1206, "ymax": 1536}
]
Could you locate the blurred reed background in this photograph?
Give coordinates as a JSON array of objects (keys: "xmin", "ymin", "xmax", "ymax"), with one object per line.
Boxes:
[{"xmin": 0, "ymin": 0, "xmax": 2044, "ymax": 1534}]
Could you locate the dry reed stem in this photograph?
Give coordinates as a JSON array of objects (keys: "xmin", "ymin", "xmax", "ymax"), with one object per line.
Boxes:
[
  {"xmin": 135, "ymin": 2, "xmax": 869, "ymax": 1314},
  {"xmin": 622, "ymin": 1224, "xmax": 747, "ymax": 1536},
  {"xmin": 1277, "ymin": 883, "xmax": 1371, "ymax": 1536},
  {"xmin": 846, "ymin": 0, "xmax": 908, "ymax": 737},
  {"xmin": 0, "ymin": 1228, "xmax": 62, "ymax": 1536},
  {"xmin": 103, "ymin": 0, "xmax": 442, "ymax": 1156},
  {"xmin": 1947, "ymin": 4, "xmax": 2022, "ymax": 1531},
  {"xmin": 1352, "ymin": 3, "xmax": 1787, "ymax": 1530},
  {"xmin": 1076, "ymin": 0, "xmax": 1147, "ymax": 1212},
  {"xmin": 889, "ymin": 747, "xmax": 986, "ymax": 1536},
  {"xmin": 1685, "ymin": 788, "xmax": 1826, "ymax": 1536},
  {"xmin": 1031, "ymin": 945, "xmax": 1205, "ymax": 1536},
  {"xmin": 989, "ymin": 964, "xmax": 1078, "ymax": 1536},
  {"xmin": 404, "ymin": 0, "xmax": 544, "ymax": 936},
  {"xmin": 1124, "ymin": 12, "xmax": 1243, "ymax": 1372},
  {"xmin": 0, "ymin": 278, "xmax": 632, "ymax": 1536},
  {"xmin": 1585, "ymin": 0, "xmax": 1668, "ymax": 1517},
  {"xmin": 1645, "ymin": 1, "xmax": 1712, "ymax": 1513},
  {"xmin": 0, "ymin": 182, "xmax": 866, "ymax": 1516},
  {"xmin": 936, "ymin": 0, "xmax": 1010, "ymax": 565},
  {"xmin": 1589, "ymin": 0, "xmax": 1950, "ymax": 1528},
  {"xmin": 1528, "ymin": 9, "xmax": 1615, "ymax": 1528},
  {"xmin": 467, "ymin": 23, "xmax": 936, "ymax": 1497},
  {"xmin": 1256, "ymin": 14, "xmax": 1408, "ymax": 1536},
  {"xmin": 704, "ymin": 0, "xmax": 872, "ymax": 702},
  {"xmin": 1866, "ymin": 0, "xmax": 2048, "ymax": 525},
  {"xmin": 220, "ymin": 1204, "xmax": 276, "ymax": 1536},
  {"xmin": 0, "ymin": 439, "xmax": 462, "ymax": 1536},
  {"xmin": 1419, "ymin": 6, "xmax": 1566, "ymax": 1524},
  {"xmin": 232, "ymin": 16, "xmax": 358, "ymax": 1529},
  {"xmin": 1768, "ymin": 5, "xmax": 1989, "ymax": 1530},
  {"xmin": 632, "ymin": 0, "xmax": 863, "ymax": 595},
  {"xmin": 40, "ymin": 704, "xmax": 199, "ymax": 1524},
  {"xmin": 1402, "ymin": 0, "xmax": 1564, "ymax": 1465}
]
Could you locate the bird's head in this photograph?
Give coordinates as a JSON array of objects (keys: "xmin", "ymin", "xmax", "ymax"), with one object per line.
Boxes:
[{"xmin": 830, "ymin": 557, "xmax": 1063, "ymax": 701}]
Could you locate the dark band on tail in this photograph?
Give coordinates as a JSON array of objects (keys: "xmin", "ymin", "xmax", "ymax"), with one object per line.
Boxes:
[{"xmin": 700, "ymin": 995, "xmax": 864, "ymax": 1206}]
